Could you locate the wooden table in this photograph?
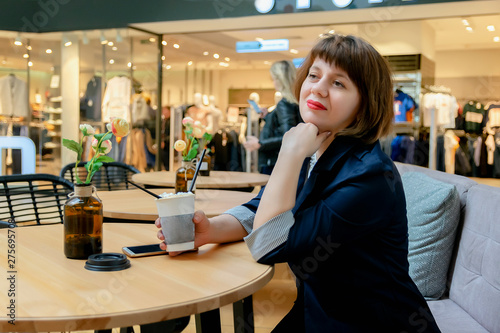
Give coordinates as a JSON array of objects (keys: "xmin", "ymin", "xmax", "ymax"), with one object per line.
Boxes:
[
  {"xmin": 0, "ymin": 223, "xmax": 274, "ymax": 332},
  {"xmin": 98, "ymin": 188, "xmax": 256, "ymax": 221},
  {"xmin": 132, "ymin": 171, "xmax": 269, "ymax": 189}
]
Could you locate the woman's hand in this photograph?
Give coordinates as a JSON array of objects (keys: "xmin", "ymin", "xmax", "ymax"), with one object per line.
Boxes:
[
  {"xmin": 280, "ymin": 123, "xmax": 331, "ymax": 159},
  {"xmin": 155, "ymin": 210, "xmax": 211, "ymax": 256},
  {"xmin": 243, "ymin": 135, "xmax": 261, "ymax": 152}
]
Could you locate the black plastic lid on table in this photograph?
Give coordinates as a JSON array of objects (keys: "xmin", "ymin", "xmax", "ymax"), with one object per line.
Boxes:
[{"xmin": 84, "ymin": 252, "xmax": 131, "ymax": 271}]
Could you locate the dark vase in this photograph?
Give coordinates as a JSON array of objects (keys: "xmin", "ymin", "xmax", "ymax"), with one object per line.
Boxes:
[
  {"xmin": 175, "ymin": 160, "xmax": 196, "ymax": 193},
  {"xmin": 64, "ymin": 183, "xmax": 103, "ymax": 259},
  {"xmin": 199, "ymin": 152, "xmax": 211, "ymax": 177}
]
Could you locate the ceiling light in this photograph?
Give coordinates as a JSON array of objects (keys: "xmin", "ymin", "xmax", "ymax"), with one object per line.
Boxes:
[
  {"xmin": 149, "ymin": 37, "xmax": 156, "ymax": 43},
  {"xmin": 162, "ymin": 40, "xmax": 167, "ymax": 46},
  {"xmin": 100, "ymin": 31, "xmax": 108, "ymax": 45},
  {"xmin": 487, "ymin": 25, "xmax": 495, "ymax": 32},
  {"xmin": 63, "ymin": 35, "xmax": 72, "ymax": 47},
  {"xmin": 328, "ymin": 30, "xmax": 335, "ymax": 34},
  {"xmin": 225, "ymin": 57, "xmax": 230, "ymax": 61},
  {"xmin": 107, "ymin": 41, "xmax": 114, "ymax": 47},
  {"xmin": 213, "ymin": 53, "xmax": 220, "ymax": 59},
  {"xmin": 494, "ymin": 36, "xmax": 500, "ymax": 42},
  {"xmin": 14, "ymin": 33, "xmax": 22, "ymax": 46},
  {"xmin": 116, "ymin": 29, "xmax": 123, "ymax": 43},
  {"xmin": 26, "ymin": 45, "xmax": 32, "ymax": 51},
  {"xmin": 82, "ymin": 31, "xmax": 89, "ymax": 45},
  {"xmin": 127, "ymin": 62, "xmax": 132, "ymax": 67},
  {"xmin": 23, "ymin": 54, "xmax": 29, "ymax": 59},
  {"xmin": 462, "ymin": 19, "xmax": 470, "ymax": 26},
  {"xmin": 466, "ymin": 26, "xmax": 473, "ymax": 32},
  {"xmin": 290, "ymin": 49, "xmax": 299, "ymax": 54},
  {"xmin": 187, "ymin": 61, "xmax": 193, "ymax": 66},
  {"xmin": 109, "ymin": 59, "xmax": 114, "ymax": 64},
  {"xmin": 173, "ymin": 44, "xmax": 180, "ymax": 49},
  {"xmin": 46, "ymin": 49, "xmax": 52, "ymax": 54},
  {"xmin": 256, "ymin": 37, "xmax": 264, "ymax": 41},
  {"xmin": 112, "ymin": 46, "xmax": 118, "ymax": 51},
  {"xmin": 161, "ymin": 56, "xmax": 165, "ymax": 60},
  {"xmin": 203, "ymin": 51, "xmax": 209, "ymax": 56},
  {"xmin": 28, "ymin": 61, "xmax": 33, "ymax": 67},
  {"xmin": 166, "ymin": 65, "xmax": 171, "ymax": 70}
]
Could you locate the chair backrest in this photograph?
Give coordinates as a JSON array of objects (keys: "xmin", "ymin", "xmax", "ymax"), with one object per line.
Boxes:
[
  {"xmin": 0, "ymin": 136, "xmax": 36, "ymax": 175},
  {"xmin": 0, "ymin": 173, "xmax": 74, "ymax": 226},
  {"xmin": 60, "ymin": 161, "xmax": 140, "ymax": 191}
]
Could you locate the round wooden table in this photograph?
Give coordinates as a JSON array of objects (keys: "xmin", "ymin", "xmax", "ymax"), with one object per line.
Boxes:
[
  {"xmin": 0, "ymin": 223, "xmax": 274, "ymax": 332},
  {"xmin": 131, "ymin": 171, "xmax": 269, "ymax": 189},
  {"xmin": 98, "ymin": 188, "xmax": 256, "ymax": 221}
]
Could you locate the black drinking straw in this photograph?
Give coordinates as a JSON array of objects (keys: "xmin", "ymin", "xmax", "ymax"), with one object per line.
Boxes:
[
  {"xmin": 126, "ymin": 180, "xmax": 162, "ymax": 199},
  {"xmin": 189, "ymin": 148, "xmax": 207, "ymax": 193}
]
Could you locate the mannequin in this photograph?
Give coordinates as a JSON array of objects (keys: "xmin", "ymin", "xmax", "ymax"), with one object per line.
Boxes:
[
  {"xmin": 206, "ymin": 95, "xmax": 223, "ymax": 133},
  {"xmin": 186, "ymin": 92, "xmax": 208, "ymax": 126}
]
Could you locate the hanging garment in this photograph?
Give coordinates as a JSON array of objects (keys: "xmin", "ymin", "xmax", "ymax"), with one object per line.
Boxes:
[
  {"xmin": 81, "ymin": 76, "xmax": 102, "ymax": 121},
  {"xmin": 484, "ymin": 101, "xmax": 500, "ymax": 129},
  {"xmin": 393, "ymin": 90, "xmax": 416, "ymax": 122},
  {"xmin": 463, "ymin": 101, "xmax": 486, "ymax": 135},
  {"xmin": 444, "ymin": 130, "xmax": 460, "ymax": 174},
  {"xmin": 0, "ymin": 75, "xmax": 29, "ymax": 117},
  {"xmin": 102, "ymin": 76, "xmax": 131, "ymax": 123}
]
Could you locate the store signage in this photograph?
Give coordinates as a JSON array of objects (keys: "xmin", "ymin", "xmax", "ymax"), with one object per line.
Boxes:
[
  {"xmin": 254, "ymin": 0, "xmax": 472, "ymax": 14},
  {"xmin": 293, "ymin": 58, "xmax": 306, "ymax": 68},
  {"xmin": 236, "ymin": 39, "xmax": 290, "ymax": 53}
]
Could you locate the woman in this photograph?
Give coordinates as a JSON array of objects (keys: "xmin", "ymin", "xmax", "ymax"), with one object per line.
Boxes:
[
  {"xmin": 156, "ymin": 34, "xmax": 441, "ymax": 332},
  {"xmin": 244, "ymin": 60, "xmax": 302, "ymax": 175}
]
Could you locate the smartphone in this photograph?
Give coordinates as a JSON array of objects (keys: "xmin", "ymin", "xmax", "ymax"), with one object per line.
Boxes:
[
  {"xmin": 248, "ymin": 99, "xmax": 261, "ymax": 113},
  {"xmin": 122, "ymin": 244, "xmax": 167, "ymax": 258}
]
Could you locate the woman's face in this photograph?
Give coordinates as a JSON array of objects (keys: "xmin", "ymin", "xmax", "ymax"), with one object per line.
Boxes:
[{"xmin": 299, "ymin": 57, "xmax": 361, "ymax": 136}]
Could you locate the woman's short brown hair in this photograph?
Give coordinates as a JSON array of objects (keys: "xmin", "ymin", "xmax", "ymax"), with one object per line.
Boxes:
[{"xmin": 294, "ymin": 34, "xmax": 394, "ymax": 144}]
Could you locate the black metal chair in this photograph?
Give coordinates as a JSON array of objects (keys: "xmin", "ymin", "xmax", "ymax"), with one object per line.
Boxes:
[
  {"xmin": 0, "ymin": 173, "xmax": 74, "ymax": 226},
  {"xmin": 60, "ymin": 161, "xmax": 140, "ymax": 191}
]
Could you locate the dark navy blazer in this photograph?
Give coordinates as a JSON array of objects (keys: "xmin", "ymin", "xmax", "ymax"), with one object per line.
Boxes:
[{"xmin": 241, "ymin": 136, "xmax": 441, "ymax": 333}]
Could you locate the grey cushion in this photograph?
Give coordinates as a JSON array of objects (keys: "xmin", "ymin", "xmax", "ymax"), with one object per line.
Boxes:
[
  {"xmin": 449, "ymin": 184, "xmax": 500, "ymax": 333},
  {"xmin": 402, "ymin": 172, "xmax": 460, "ymax": 300}
]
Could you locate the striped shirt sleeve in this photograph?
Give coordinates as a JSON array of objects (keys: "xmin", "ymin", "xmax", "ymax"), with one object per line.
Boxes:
[
  {"xmin": 223, "ymin": 205, "xmax": 256, "ymax": 234},
  {"xmin": 243, "ymin": 210, "xmax": 295, "ymax": 261}
]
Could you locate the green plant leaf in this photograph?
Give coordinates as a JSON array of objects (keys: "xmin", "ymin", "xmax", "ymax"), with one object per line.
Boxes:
[
  {"xmin": 186, "ymin": 148, "xmax": 198, "ymax": 161},
  {"xmin": 87, "ymin": 162, "xmax": 103, "ymax": 182},
  {"xmin": 102, "ymin": 132, "xmax": 112, "ymax": 141},
  {"xmin": 62, "ymin": 139, "xmax": 82, "ymax": 155},
  {"xmin": 203, "ymin": 132, "xmax": 212, "ymax": 142},
  {"xmin": 93, "ymin": 133, "xmax": 105, "ymax": 141},
  {"xmin": 96, "ymin": 155, "xmax": 114, "ymax": 163}
]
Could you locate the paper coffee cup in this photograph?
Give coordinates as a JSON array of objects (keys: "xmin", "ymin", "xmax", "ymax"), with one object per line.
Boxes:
[{"xmin": 155, "ymin": 192, "xmax": 195, "ymax": 252}]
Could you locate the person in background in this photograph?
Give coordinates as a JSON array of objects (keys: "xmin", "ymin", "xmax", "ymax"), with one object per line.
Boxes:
[
  {"xmin": 160, "ymin": 106, "xmax": 171, "ymax": 170},
  {"xmin": 243, "ymin": 60, "xmax": 302, "ymax": 175},
  {"xmin": 156, "ymin": 34, "xmax": 441, "ymax": 332}
]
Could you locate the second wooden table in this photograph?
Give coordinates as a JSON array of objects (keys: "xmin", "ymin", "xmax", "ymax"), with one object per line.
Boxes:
[
  {"xmin": 131, "ymin": 171, "xmax": 269, "ymax": 189},
  {"xmin": 99, "ymin": 188, "xmax": 255, "ymax": 221}
]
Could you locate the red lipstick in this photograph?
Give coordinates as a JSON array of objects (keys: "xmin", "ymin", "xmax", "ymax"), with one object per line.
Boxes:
[{"xmin": 306, "ymin": 99, "xmax": 326, "ymax": 110}]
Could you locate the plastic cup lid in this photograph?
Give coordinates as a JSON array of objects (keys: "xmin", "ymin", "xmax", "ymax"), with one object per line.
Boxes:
[{"xmin": 84, "ymin": 252, "xmax": 131, "ymax": 271}]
